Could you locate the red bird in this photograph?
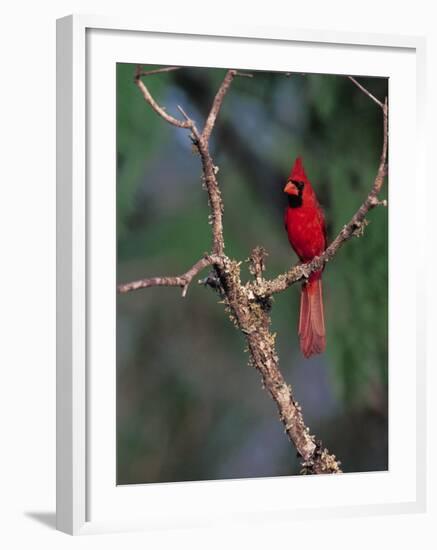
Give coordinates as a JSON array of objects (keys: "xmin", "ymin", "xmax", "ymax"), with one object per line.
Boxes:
[{"xmin": 283, "ymin": 157, "xmax": 327, "ymax": 358}]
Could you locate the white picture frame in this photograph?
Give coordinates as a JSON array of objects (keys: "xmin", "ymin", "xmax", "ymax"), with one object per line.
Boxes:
[{"xmin": 56, "ymin": 14, "xmax": 427, "ymax": 535}]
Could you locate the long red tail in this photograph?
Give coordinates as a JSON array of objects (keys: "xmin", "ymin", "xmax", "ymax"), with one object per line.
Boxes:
[{"xmin": 298, "ymin": 278, "xmax": 326, "ymax": 358}]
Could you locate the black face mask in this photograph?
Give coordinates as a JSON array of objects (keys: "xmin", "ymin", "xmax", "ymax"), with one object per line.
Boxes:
[{"xmin": 287, "ymin": 180, "xmax": 304, "ymax": 208}]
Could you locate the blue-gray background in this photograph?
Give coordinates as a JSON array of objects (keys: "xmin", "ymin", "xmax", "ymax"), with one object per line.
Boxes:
[{"xmin": 116, "ymin": 64, "xmax": 388, "ymax": 484}]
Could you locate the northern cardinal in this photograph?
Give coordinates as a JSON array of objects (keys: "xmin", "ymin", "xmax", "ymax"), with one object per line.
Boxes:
[{"xmin": 284, "ymin": 157, "xmax": 327, "ymax": 358}]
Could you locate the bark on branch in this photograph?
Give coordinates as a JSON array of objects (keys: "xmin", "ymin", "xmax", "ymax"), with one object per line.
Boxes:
[{"xmin": 118, "ymin": 69, "xmax": 388, "ymax": 475}]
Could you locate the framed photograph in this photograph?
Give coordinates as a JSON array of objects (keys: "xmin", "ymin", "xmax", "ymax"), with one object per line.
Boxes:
[{"xmin": 56, "ymin": 15, "xmax": 426, "ymax": 535}]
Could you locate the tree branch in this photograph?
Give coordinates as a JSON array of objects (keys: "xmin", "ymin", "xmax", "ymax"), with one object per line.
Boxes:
[
  {"xmin": 348, "ymin": 76, "xmax": 384, "ymax": 109},
  {"xmin": 134, "ymin": 65, "xmax": 194, "ymax": 129},
  {"xmin": 136, "ymin": 65, "xmax": 181, "ymax": 78},
  {"xmin": 197, "ymin": 69, "xmax": 255, "ymax": 253},
  {"xmin": 215, "ymin": 256, "xmax": 340, "ymax": 473},
  {"xmin": 117, "ymin": 255, "xmax": 222, "ymax": 296},
  {"xmin": 134, "ymin": 66, "xmax": 234, "ymax": 256},
  {"xmin": 202, "ymin": 69, "xmax": 237, "ymax": 142},
  {"xmin": 195, "ymin": 137, "xmax": 225, "ymax": 255}
]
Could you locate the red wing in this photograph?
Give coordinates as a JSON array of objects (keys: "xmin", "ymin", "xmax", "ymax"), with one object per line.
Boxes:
[{"xmin": 316, "ymin": 204, "xmax": 328, "ymax": 250}]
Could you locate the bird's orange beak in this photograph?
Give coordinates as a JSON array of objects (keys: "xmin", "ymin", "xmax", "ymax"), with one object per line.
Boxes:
[{"xmin": 284, "ymin": 181, "xmax": 299, "ymax": 196}]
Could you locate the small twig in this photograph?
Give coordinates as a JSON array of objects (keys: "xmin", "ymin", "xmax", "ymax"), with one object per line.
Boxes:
[
  {"xmin": 117, "ymin": 255, "xmax": 222, "ymax": 295},
  {"xmin": 348, "ymin": 76, "xmax": 384, "ymax": 109},
  {"xmin": 234, "ymin": 71, "xmax": 253, "ymax": 78},
  {"xmin": 369, "ymin": 198, "xmax": 388, "ymax": 207},
  {"xmin": 135, "ymin": 70, "xmax": 194, "ymax": 129},
  {"xmin": 177, "ymin": 104, "xmax": 192, "ymax": 122},
  {"xmin": 135, "ymin": 66, "xmax": 181, "ymax": 78},
  {"xmin": 249, "ymin": 246, "xmax": 268, "ymax": 283},
  {"xmin": 202, "ymin": 69, "xmax": 237, "ymax": 142}
]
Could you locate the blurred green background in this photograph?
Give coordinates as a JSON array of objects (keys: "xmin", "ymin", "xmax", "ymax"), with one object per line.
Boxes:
[{"xmin": 116, "ymin": 64, "xmax": 388, "ymax": 484}]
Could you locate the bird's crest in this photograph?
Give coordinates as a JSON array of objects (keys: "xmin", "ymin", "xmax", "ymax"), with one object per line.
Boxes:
[{"xmin": 289, "ymin": 156, "xmax": 308, "ymax": 182}]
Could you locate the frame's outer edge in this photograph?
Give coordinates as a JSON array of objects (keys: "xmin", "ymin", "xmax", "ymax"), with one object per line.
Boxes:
[
  {"xmin": 56, "ymin": 15, "xmax": 86, "ymax": 535},
  {"xmin": 54, "ymin": 14, "xmax": 426, "ymax": 534},
  {"xmin": 69, "ymin": 13, "xmax": 422, "ymax": 49},
  {"xmin": 415, "ymin": 36, "xmax": 427, "ymax": 513}
]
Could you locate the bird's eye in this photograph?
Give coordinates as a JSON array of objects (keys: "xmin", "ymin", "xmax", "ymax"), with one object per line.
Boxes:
[{"xmin": 292, "ymin": 180, "xmax": 304, "ymax": 191}]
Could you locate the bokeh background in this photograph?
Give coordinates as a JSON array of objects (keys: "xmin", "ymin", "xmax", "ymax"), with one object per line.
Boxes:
[{"xmin": 116, "ymin": 64, "xmax": 388, "ymax": 484}]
